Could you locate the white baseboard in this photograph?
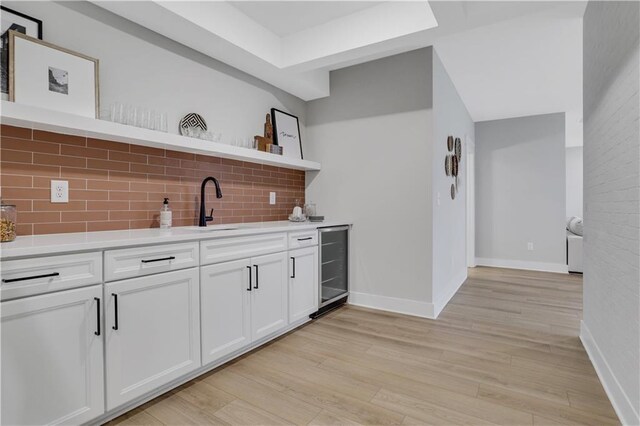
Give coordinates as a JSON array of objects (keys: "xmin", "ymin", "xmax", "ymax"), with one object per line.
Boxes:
[
  {"xmin": 433, "ymin": 270, "xmax": 468, "ymax": 318},
  {"xmin": 348, "ymin": 291, "xmax": 435, "ymax": 319},
  {"xmin": 580, "ymin": 321, "xmax": 640, "ymax": 425},
  {"xmin": 475, "ymin": 257, "xmax": 568, "ymax": 274}
]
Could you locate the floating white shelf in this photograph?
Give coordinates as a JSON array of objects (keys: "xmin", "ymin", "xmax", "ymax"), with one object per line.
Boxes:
[{"xmin": 0, "ymin": 101, "xmax": 321, "ymax": 172}]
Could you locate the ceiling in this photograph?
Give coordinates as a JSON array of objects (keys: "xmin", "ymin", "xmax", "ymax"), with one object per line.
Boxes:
[
  {"xmin": 92, "ymin": 1, "xmax": 438, "ymax": 99},
  {"xmin": 434, "ymin": 2, "xmax": 585, "ymax": 146},
  {"xmin": 229, "ymin": 1, "xmax": 382, "ymax": 37},
  {"xmin": 92, "ymin": 1, "xmax": 586, "ymax": 145}
]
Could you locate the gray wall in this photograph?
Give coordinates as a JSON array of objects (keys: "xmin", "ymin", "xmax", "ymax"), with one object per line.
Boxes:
[
  {"xmin": 583, "ymin": 2, "xmax": 639, "ymax": 423},
  {"xmin": 475, "ymin": 113, "xmax": 566, "ymax": 270},
  {"xmin": 566, "ymin": 146, "xmax": 583, "ymax": 218},
  {"xmin": 5, "ymin": 1, "xmax": 306, "ymax": 141},
  {"xmin": 306, "ymin": 48, "xmax": 434, "ymax": 308},
  {"xmin": 431, "ymin": 49, "xmax": 474, "ymax": 314}
]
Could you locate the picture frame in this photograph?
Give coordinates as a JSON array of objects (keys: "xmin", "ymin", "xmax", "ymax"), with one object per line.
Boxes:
[
  {"xmin": 271, "ymin": 108, "xmax": 303, "ymax": 160},
  {"xmin": 1, "ymin": 6, "xmax": 43, "ymax": 98},
  {"xmin": 9, "ymin": 30, "xmax": 100, "ymax": 118}
]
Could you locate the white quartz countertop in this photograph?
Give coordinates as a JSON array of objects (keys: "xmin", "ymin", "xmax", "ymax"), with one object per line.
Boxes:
[{"xmin": 0, "ymin": 220, "xmax": 350, "ymax": 259}]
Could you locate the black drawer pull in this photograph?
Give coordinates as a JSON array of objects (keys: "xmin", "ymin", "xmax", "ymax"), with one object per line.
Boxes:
[
  {"xmin": 2, "ymin": 272, "xmax": 60, "ymax": 283},
  {"xmin": 112, "ymin": 293, "xmax": 119, "ymax": 330},
  {"xmin": 297, "ymin": 237, "xmax": 313, "ymax": 241},
  {"xmin": 291, "ymin": 257, "xmax": 296, "ymax": 279},
  {"xmin": 247, "ymin": 266, "xmax": 252, "ymax": 291},
  {"xmin": 141, "ymin": 256, "xmax": 175, "ymax": 263},
  {"xmin": 254, "ymin": 265, "xmax": 259, "ymax": 289},
  {"xmin": 94, "ymin": 297, "xmax": 101, "ymax": 336}
]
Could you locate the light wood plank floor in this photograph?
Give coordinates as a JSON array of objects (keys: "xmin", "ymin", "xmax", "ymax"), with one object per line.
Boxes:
[{"xmin": 109, "ymin": 267, "xmax": 619, "ymax": 425}]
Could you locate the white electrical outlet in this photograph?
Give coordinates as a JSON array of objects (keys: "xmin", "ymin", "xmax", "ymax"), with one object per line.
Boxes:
[
  {"xmin": 527, "ymin": 242, "xmax": 534, "ymax": 251},
  {"xmin": 51, "ymin": 180, "xmax": 69, "ymax": 203},
  {"xmin": 269, "ymin": 192, "xmax": 276, "ymax": 205}
]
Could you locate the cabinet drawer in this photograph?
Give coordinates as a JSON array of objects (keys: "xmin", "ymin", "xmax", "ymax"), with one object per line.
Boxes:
[
  {"xmin": 288, "ymin": 230, "xmax": 318, "ymax": 249},
  {"xmin": 200, "ymin": 233, "xmax": 287, "ymax": 265},
  {"xmin": 104, "ymin": 242, "xmax": 199, "ymax": 282},
  {"xmin": 1, "ymin": 252, "xmax": 102, "ymax": 300}
]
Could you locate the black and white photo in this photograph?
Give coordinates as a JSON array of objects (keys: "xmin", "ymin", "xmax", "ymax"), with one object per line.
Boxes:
[
  {"xmin": 48, "ymin": 66, "xmax": 68, "ymax": 94},
  {"xmin": 9, "ymin": 31, "xmax": 99, "ymax": 118},
  {"xmin": 271, "ymin": 108, "xmax": 303, "ymax": 160},
  {"xmin": 0, "ymin": 6, "xmax": 42, "ymax": 98}
]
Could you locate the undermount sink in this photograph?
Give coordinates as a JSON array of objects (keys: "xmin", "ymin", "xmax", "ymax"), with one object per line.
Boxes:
[{"xmin": 182, "ymin": 226, "xmax": 240, "ymax": 232}]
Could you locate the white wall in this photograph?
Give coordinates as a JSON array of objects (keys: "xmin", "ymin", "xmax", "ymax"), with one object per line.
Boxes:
[
  {"xmin": 581, "ymin": 2, "xmax": 640, "ymax": 424},
  {"xmin": 566, "ymin": 146, "xmax": 583, "ymax": 218},
  {"xmin": 475, "ymin": 113, "xmax": 567, "ymax": 273},
  {"xmin": 431, "ymin": 49, "xmax": 474, "ymax": 315},
  {"xmin": 4, "ymin": 1, "xmax": 307, "ymax": 143},
  {"xmin": 306, "ymin": 49, "xmax": 434, "ymax": 317}
]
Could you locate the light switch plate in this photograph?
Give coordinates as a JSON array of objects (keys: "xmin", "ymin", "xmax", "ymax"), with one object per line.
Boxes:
[
  {"xmin": 51, "ymin": 180, "xmax": 69, "ymax": 203},
  {"xmin": 269, "ymin": 192, "xmax": 276, "ymax": 205}
]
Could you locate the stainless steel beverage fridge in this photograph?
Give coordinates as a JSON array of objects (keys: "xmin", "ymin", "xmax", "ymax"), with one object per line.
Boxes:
[{"xmin": 312, "ymin": 225, "xmax": 349, "ymax": 317}]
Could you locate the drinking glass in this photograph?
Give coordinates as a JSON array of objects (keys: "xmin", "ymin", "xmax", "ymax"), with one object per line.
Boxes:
[
  {"xmin": 159, "ymin": 113, "xmax": 168, "ymax": 133},
  {"xmin": 110, "ymin": 103, "xmax": 124, "ymax": 124},
  {"xmin": 136, "ymin": 107, "xmax": 148, "ymax": 128},
  {"xmin": 125, "ymin": 105, "xmax": 136, "ymax": 126}
]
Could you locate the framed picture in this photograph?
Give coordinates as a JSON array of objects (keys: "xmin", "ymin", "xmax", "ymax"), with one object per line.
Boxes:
[
  {"xmin": 1, "ymin": 6, "xmax": 43, "ymax": 99},
  {"xmin": 9, "ymin": 30, "xmax": 99, "ymax": 118},
  {"xmin": 271, "ymin": 108, "xmax": 303, "ymax": 160}
]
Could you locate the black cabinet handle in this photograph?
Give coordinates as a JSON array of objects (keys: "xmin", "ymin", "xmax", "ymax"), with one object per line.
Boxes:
[
  {"xmin": 94, "ymin": 297, "xmax": 101, "ymax": 336},
  {"xmin": 291, "ymin": 257, "xmax": 296, "ymax": 278},
  {"xmin": 2, "ymin": 272, "xmax": 60, "ymax": 283},
  {"xmin": 141, "ymin": 256, "xmax": 175, "ymax": 263},
  {"xmin": 246, "ymin": 266, "xmax": 252, "ymax": 291},
  {"xmin": 254, "ymin": 265, "xmax": 259, "ymax": 289},
  {"xmin": 297, "ymin": 237, "xmax": 313, "ymax": 241},
  {"xmin": 112, "ymin": 293, "xmax": 119, "ymax": 330}
]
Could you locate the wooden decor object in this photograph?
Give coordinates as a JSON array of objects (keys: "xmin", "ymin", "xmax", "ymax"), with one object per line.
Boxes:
[
  {"xmin": 254, "ymin": 113, "xmax": 274, "ymax": 152},
  {"xmin": 254, "ymin": 136, "xmax": 268, "ymax": 152},
  {"xmin": 264, "ymin": 113, "xmax": 273, "ymax": 141}
]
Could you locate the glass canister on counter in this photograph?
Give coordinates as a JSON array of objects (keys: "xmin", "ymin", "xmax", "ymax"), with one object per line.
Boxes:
[
  {"xmin": 1, "ymin": 202, "xmax": 17, "ymax": 242},
  {"xmin": 304, "ymin": 202, "xmax": 317, "ymax": 218}
]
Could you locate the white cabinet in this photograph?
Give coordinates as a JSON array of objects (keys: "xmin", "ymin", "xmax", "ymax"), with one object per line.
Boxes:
[
  {"xmin": 200, "ymin": 233, "xmax": 287, "ymax": 265},
  {"xmin": 289, "ymin": 246, "xmax": 319, "ymax": 323},
  {"xmin": 251, "ymin": 252, "xmax": 289, "ymax": 341},
  {"xmin": 104, "ymin": 242, "xmax": 199, "ymax": 282},
  {"xmin": 200, "ymin": 259, "xmax": 252, "ymax": 365},
  {"xmin": 200, "ymin": 252, "xmax": 288, "ymax": 366},
  {"xmin": 104, "ymin": 268, "xmax": 201, "ymax": 410},
  {"xmin": 288, "ymin": 230, "xmax": 318, "ymax": 250},
  {"xmin": 1, "ymin": 251, "xmax": 102, "ymax": 300},
  {"xmin": 1, "ymin": 285, "xmax": 104, "ymax": 425}
]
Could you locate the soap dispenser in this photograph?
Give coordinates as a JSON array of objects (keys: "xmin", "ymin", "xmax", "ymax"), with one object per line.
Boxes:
[{"xmin": 160, "ymin": 198, "xmax": 172, "ymax": 229}]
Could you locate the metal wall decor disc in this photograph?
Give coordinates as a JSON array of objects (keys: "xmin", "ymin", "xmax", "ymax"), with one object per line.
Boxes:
[
  {"xmin": 452, "ymin": 154, "xmax": 459, "ymax": 177},
  {"xmin": 455, "ymin": 138, "xmax": 462, "ymax": 161}
]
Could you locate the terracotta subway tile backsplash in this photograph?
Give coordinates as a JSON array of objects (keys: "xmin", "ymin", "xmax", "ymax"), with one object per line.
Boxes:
[{"xmin": 0, "ymin": 125, "xmax": 305, "ymax": 236}]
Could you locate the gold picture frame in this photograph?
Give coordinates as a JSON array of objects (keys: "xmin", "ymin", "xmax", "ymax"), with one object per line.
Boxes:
[{"xmin": 9, "ymin": 30, "xmax": 100, "ymax": 118}]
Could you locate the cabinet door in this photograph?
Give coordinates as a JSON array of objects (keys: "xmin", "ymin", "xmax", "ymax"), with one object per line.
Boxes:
[
  {"xmin": 105, "ymin": 268, "xmax": 200, "ymax": 410},
  {"xmin": 250, "ymin": 252, "xmax": 288, "ymax": 341},
  {"xmin": 1, "ymin": 285, "xmax": 104, "ymax": 425},
  {"xmin": 289, "ymin": 246, "xmax": 319, "ymax": 322},
  {"xmin": 200, "ymin": 258, "xmax": 252, "ymax": 365}
]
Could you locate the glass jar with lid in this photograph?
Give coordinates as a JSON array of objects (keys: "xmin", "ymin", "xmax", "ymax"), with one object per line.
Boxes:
[{"xmin": 1, "ymin": 202, "xmax": 17, "ymax": 242}]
